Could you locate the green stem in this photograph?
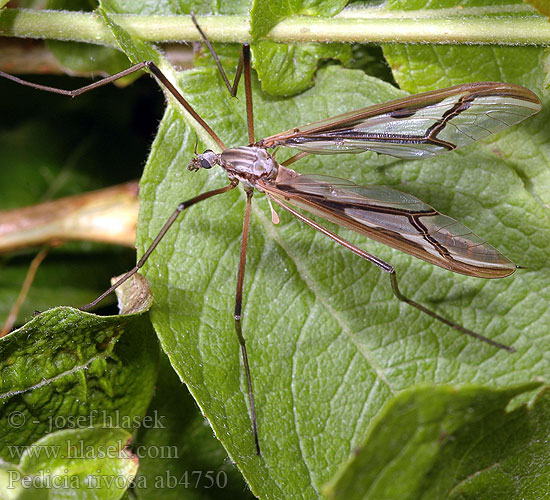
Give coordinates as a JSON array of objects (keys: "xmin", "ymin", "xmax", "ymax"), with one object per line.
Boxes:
[{"xmin": 0, "ymin": 7, "xmax": 549, "ymax": 46}]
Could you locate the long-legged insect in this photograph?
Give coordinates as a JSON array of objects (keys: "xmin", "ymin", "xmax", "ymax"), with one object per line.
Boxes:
[{"xmin": 0, "ymin": 19, "xmax": 541, "ymax": 454}]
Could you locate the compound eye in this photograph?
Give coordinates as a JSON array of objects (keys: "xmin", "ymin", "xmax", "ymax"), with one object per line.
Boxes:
[{"xmin": 200, "ymin": 158, "xmax": 212, "ymax": 169}]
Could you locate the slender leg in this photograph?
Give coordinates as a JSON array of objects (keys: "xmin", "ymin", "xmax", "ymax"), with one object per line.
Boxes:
[
  {"xmin": 242, "ymin": 44, "xmax": 255, "ymax": 145},
  {"xmin": 0, "ymin": 62, "xmax": 226, "ymax": 150},
  {"xmin": 191, "ymin": 11, "xmax": 244, "ymax": 98},
  {"xmin": 270, "ymin": 197, "xmax": 515, "ymax": 353},
  {"xmin": 234, "ymin": 190, "xmax": 261, "ymax": 455},
  {"xmin": 190, "ymin": 13, "xmax": 255, "ymax": 144},
  {"xmin": 282, "ymin": 151, "xmax": 310, "ymax": 167},
  {"xmin": 81, "ymin": 183, "xmax": 237, "ymax": 311},
  {"xmin": 192, "ymin": 15, "xmax": 259, "ymax": 450},
  {"xmin": 0, "ymin": 63, "xmax": 150, "ymax": 97}
]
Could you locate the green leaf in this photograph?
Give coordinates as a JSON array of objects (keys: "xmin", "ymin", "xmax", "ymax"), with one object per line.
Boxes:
[
  {"xmin": 250, "ymin": 0, "xmax": 349, "ymax": 95},
  {"xmin": 1, "ymin": 427, "xmax": 137, "ymax": 499},
  {"xmin": 253, "ymin": 41, "xmax": 351, "ymax": 96},
  {"xmin": 250, "ymin": 0, "xmax": 347, "ymax": 40},
  {"xmin": 323, "ymin": 383, "xmax": 546, "ymax": 499},
  {"xmin": 0, "ymin": 275, "xmax": 158, "ymax": 461},
  {"xmin": 134, "ymin": 61, "xmax": 550, "ymax": 497}
]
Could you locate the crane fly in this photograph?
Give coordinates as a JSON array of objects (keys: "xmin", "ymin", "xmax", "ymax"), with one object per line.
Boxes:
[{"xmin": 0, "ymin": 17, "xmax": 541, "ymax": 455}]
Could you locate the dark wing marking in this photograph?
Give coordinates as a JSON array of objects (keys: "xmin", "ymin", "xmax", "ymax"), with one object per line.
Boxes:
[
  {"xmin": 260, "ymin": 173, "xmax": 516, "ymax": 278},
  {"xmin": 259, "ymin": 82, "xmax": 541, "ymax": 160}
]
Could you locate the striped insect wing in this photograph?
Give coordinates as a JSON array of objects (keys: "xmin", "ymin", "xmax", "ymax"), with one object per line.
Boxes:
[
  {"xmin": 260, "ymin": 82, "xmax": 541, "ymax": 160},
  {"xmin": 263, "ymin": 174, "xmax": 516, "ymax": 278}
]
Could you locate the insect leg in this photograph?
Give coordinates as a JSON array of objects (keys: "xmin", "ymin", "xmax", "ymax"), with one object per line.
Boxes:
[
  {"xmin": 190, "ymin": 11, "xmax": 244, "ymax": 98},
  {"xmin": 242, "ymin": 44, "xmax": 255, "ymax": 144},
  {"xmin": 81, "ymin": 182, "xmax": 237, "ymax": 311},
  {"xmin": 271, "ymin": 197, "xmax": 515, "ymax": 353},
  {"xmin": 234, "ymin": 190, "xmax": 261, "ymax": 455},
  {"xmin": 281, "ymin": 151, "xmax": 310, "ymax": 167},
  {"xmin": 190, "ymin": 13, "xmax": 254, "ymax": 143},
  {"xmin": 0, "ymin": 62, "xmax": 150, "ymax": 97},
  {"xmin": 0, "ymin": 62, "xmax": 226, "ymax": 150}
]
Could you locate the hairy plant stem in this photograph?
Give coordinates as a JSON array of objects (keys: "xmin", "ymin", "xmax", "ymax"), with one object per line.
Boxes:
[{"xmin": 0, "ymin": 7, "xmax": 549, "ymax": 46}]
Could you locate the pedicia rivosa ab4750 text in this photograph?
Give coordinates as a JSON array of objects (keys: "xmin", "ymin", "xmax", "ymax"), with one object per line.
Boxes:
[{"xmin": 0, "ymin": 17, "xmax": 542, "ymax": 455}]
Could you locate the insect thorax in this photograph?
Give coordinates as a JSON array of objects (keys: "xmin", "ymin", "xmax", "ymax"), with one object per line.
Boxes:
[
  {"xmin": 221, "ymin": 147, "xmax": 279, "ymax": 186},
  {"xmin": 187, "ymin": 147, "xmax": 279, "ymax": 188}
]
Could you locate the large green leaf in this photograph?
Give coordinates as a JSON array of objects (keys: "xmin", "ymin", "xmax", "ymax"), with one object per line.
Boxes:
[
  {"xmin": 136, "ymin": 61, "xmax": 550, "ymax": 497},
  {"xmin": 324, "ymin": 383, "xmax": 548, "ymax": 500},
  {"xmin": 252, "ymin": 41, "xmax": 351, "ymax": 96}
]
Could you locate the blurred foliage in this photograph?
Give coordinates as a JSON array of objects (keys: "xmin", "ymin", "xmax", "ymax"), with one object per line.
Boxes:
[{"xmin": 0, "ymin": 57, "xmax": 164, "ymax": 323}]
